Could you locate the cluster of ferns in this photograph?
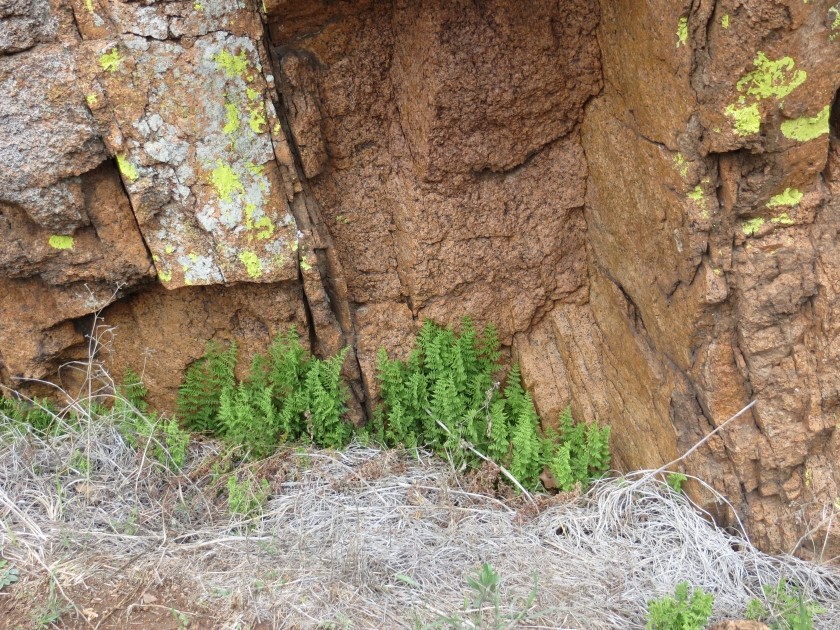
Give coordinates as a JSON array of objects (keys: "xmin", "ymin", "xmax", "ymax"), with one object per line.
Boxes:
[{"xmin": 174, "ymin": 318, "xmax": 611, "ymax": 492}]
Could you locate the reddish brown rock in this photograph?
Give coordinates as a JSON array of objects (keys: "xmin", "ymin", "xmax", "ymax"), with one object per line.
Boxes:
[{"xmin": 3, "ymin": 0, "xmax": 840, "ymax": 557}]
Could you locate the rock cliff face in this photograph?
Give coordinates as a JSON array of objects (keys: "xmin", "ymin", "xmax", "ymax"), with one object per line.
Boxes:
[{"xmin": 1, "ymin": 0, "xmax": 839, "ymax": 556}]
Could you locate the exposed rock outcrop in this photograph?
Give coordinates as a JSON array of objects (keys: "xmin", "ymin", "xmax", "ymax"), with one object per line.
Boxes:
[{"xmin": 1, "ymin": 0, "xmax": 839, "ymax": 556}]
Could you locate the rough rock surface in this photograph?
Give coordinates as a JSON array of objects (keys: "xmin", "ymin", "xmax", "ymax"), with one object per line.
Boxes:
[{"xmin": 2, "ymin": 0, "xmax": 840, "ymax": 556}]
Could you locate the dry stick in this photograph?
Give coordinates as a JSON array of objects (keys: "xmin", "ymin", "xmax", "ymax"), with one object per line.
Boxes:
[
  {"xmin": 431, "ymin": 416, "xmax": 535, "ymax": 503},
  {"xmin": 637, "ymin": 399, "xmax": 757, "ymax": 485}
]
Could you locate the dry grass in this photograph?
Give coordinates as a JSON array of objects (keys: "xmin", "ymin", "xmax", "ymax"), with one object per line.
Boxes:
[{"xmin": 2, "ymin": 395, "xmax": 840, "ymax": 629}]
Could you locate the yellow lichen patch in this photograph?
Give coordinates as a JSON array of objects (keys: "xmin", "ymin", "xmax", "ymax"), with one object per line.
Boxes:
[
  {"xmin": 48, "ymin": 235, "xmax": 74, "ymax": 250},
  {"xmin": 687, "ymin": 185, "xmax": 705, "ymax": 205},
  {"xmin": 246, "ymin": 87, "xmax": 260, "ymax": 101},
  {"xmin": 300, "ymin": 257, "xmax": 312, "ymax": 272},
  {"xmin": 239, "ymin": 251, "xmax": 262, "ymax": 278},
  {"xmin": 99, "ymin": 48, "xmax": 123, "ymax": 73},
  {"xmin": 116, "ymin": 154, "xmax": 139, "ymax": 183},
  {"xmin": 742, "ymin": 218, "xmax": 765, "ymax": 236},
  {"xmin": 676, "ymin": 16, "xmax": 688, "ymax": 48},
  {"xmin": 721, "ymin": 14, "xmax": 730, "ymax": 28},
  {"xmin": 736, "ymin": 52, "xmax": 806, "ymax": 100},
  {"xmin": 85, "ymin": 0, "xmax": 94, "ymax": 13},
  {"xmin": 244, "ymin": 203, "xmax": 256, "ymax": 230},
  {"xmin": 771, "ymin": 212, "xmax": 795, "ymax": 226},
  {"xmin": 726, "ymin": 102, "xmax": 761, "ymax": 136},
  {"xmin": 830, "ymin": 7, "xmax": 840, "ymax": 37},
  {"xmin": 213, "ymin": 50, "xmax": 248, "ymax": 78},
  {"xmin": 255, "ymin": 216, "xmax": 274, "ymax": 240},
  {"xmin": 165, "ymin": 244, "xmax": 176, "ymax": 254},
  {"xmin": 158, "ymin": 268, "xmax": 173, "ymax": 282},
  {"xmin": 673, "ymin": 153, "xmax": 689, "ymax": 178},
  {"xmin": 248, "ymin": 104, "xmax": 268, "ymax": 134},
  {"xmin": 767, "ymin": 187, "xmax": 803, "ymax": 208},
  {"xmin": 85, "ymin": 93, "xmax": 98, "ymax": 107},
  {"xmin": 194, "ymin": 1, "xmax": 203, "ymax": 9},
  {"xmin": 781, "ymin": 105, "xmax": 830, "ymax": 142},
  {"xmin": 223, "ymin": 102, "xmax": 240, "ymax": 135},
  {"xmin": 210, "ymin": 162, "xmax": 245, "ymax": 201}
]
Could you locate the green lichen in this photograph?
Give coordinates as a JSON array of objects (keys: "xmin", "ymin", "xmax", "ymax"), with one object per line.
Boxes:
[
  {"xmin": 300, "ymin": 257, "xmax": 312, "ymax": 272},
  {"xmin": 781, "ymin": 105, "xmax": 830, "ymax": 141},
  {"xmin": 830, "ymin": 7, "xmax": 840, "ymax": 34},
  {"xmin": 725, "ymin": 102, "xmax": 761, "ymax": 135},
  {"xmin": 742, "ymin": 217, "xmax": 765, "ymax": 236},
  {"xmin": 214, "ymin": 50, "xmax": 248, "ymax": 78},
  {"xmin": 239, "ymin": 251, "xmax": 262, "ymax": 278},
  {"xmin": 194, "ymin": 1, "xmax": 203, "ymax": 9},
  {"xmin": 86, "ymin": 93, "xmax": 98, "ymax": 107},
  {"xmin": 255, "ymin": 216, "xmax": 274, "ymax": 240},
  {"xmin": 99, "ymin": 49, "xmax": 123, "ymax": 73},
  {"xmin": 158, "ymin": 268, "xmax": 173, "ymax": 282},
  {"xmin": 244, "ymin": 202, "xmax": 256, "ymax": 229},
  {"xmin": 767, "ymin": 187, "xmax": 803, "ymax": 208},
  {"xmin": 676, "ymin": 16, "xmax": 688, "ymax": 48},
  {"xmin": 85, "ymin": 0, "xmax": 94, "ymax": 13},
  {"xmin": 223, "ymin": 102, "xmax": 240, "ymax": 135},
  {"xmin": 673, "ymin": 153, "xmax": 689, "ymax": 178},
  {"xmin": 165, "ymin": 244, "xmax": 175, "ymax": 254},
  {"xmin": 687, "ymin": 185, "xmax": 704, "ymax": 202},
  {"xmin": 210, "ymin": 162, "xmax": 245, "ymax": 201},
  {"xmin": 771, "ymin": 212, "xmax": 795, "ymax": 225},
  {"xmin": 48, "ymin": 235, "xmax": 74, "ymax": 250},
  {"xmin": 116, "ymin": 154, "xmax": 139, "ymax": 183},
  {"xmin": 246, "ymin": 87, "xmax": 260, "ymax": 101},
  {"xmin": 248, "ymin": 105, "xmax": 267, "ymax": 134},
  {"xmin": 736, "ymin": 52, "xmax": 806, "ymax": 100},
  {"xmin": 721, "ymin": 14, "xmax": 730, "ymax": 29}
]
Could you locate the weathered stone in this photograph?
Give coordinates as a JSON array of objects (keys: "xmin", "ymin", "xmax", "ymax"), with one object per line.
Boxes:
[{"xmin": 3, "ymin": 0, "xmax": 840, "ymax": 558}]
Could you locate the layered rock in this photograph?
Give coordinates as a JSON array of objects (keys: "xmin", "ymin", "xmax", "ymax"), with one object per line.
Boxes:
[{"xmin": 1, "ymin": 0, "xmax": 839, "ymax": 556}]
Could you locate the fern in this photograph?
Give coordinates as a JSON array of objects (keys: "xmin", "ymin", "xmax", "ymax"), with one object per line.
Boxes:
[
  {"xmin": 176, "ymin": 341, "xmax": 237, "ymax": 433},
  {"xmin": 371, "ymin": 319, "xmax": 612, "ymax": 493},
  {"xmin": 174, "ymin": 329, "xmax": 352, "ymax": 457}
]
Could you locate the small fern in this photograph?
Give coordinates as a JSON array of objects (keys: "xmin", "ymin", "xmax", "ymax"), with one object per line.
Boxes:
[
  {"xmin": 369, "ymin": 318, "xmax": 611, "ymax": 492},
  {"xmin": 176, "ymin": 341, "xmax": 237, "ymax": 433},
  {"xmin": 174, "ymin": 328, "xmax": 352, "ymax": 457},
  {"xmin": 117, "ymin": 369, "xmax": 190, "ymax": 470}
]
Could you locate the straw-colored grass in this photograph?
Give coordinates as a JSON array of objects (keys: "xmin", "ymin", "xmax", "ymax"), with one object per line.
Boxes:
[{"xmin": 2, "ymin": 394, "xmax": 840, "ymax": 629}]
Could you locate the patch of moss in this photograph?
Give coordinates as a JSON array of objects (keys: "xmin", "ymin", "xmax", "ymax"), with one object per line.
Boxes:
[
  {"xmin": 99, "ymin": 48, "xmax": 123, "ymax": 73},
  {"xmin": 210, "ymin": 162, "xmax": 245, "ymax": 201},
  {"xmin": 116, "ymin": 154, "xmax": 139, "ymax": 183},
  {"xmin": 781, "ymin": 105, "xmax": 830, "ymax": 142},
  {"xmin": 742, "ymin": 217, "xmax": 765, "ymax": 236},
  {"xmin": 767, "ymin": 187, "xmax": 803, "ymax": 208},
  {"xmin": 239, "ymin": 251, "xmax": 262, "ymax": 278},
  {"xmin": 214, "ymin": 50, "xmax": 248, "ymax": 78},
  {"xmin": 48, "ymin": 235, "xmax": 74, "ymax": 250}
]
